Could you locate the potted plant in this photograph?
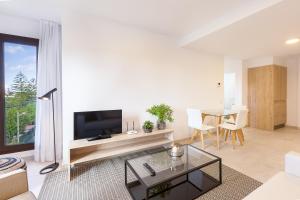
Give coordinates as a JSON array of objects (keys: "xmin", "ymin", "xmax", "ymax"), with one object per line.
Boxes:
[
  {"xmin": 142, "ymin": 120, "xmax": 154, "ymax": 133},
  {"xmin": 146, "ymin": 104, "xmax": 174, "ymax": 130}
]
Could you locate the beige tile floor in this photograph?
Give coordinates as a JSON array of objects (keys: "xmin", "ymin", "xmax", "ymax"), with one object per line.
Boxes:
[
  {"xmin": 193, "ymin": 127, "xmax": 300, "ymax": 183},
  {"xmin": 24, "ymin": 127, "xmax": 300, "ymax": 196}
]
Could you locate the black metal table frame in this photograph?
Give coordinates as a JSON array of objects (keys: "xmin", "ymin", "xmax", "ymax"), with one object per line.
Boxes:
[{"xmin": 125, "ymin": 145, "xmax": 222, "ymax": 200}]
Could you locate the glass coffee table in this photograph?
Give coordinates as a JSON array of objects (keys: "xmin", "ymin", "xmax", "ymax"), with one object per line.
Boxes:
[{"xmin": 125, "ymin": 144, "xmax": 222, "ymax": 200}]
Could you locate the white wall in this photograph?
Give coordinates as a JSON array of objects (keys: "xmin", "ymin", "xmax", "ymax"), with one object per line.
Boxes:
[
  {"xmin": 224, "ymin": 57, "xmax": 244, "ymax": 107},
  {"xmin": 285, "ymin": 56, "xmax": 299, "ymax": 127},
  {"xmin": 62, "ymin": 13, "xmax": 224, "ymax": 162},
  {"xmin": 297, "ymin": 56, "xmax": 300, "ymax": 127},
  {"xmin": 242, "ymin": 63, "xmax": 248, "ymax": 106},
  {"xmin": 243, "ymin": 56, "xmax": 274, "ymax": 68},
  {"xmin": 0, "ymin": 13, "xmax": 39, "ymax": 38},
  {"xmin": 243, "ymin": 56, "xmax": 288, "ymax": 68},
  {"xmin": 224, "ymin": 73, "xmax": 236, "ymax": 109}
]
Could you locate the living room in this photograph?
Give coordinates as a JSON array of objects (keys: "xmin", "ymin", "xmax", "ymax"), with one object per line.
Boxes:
[{"xmin": 0, "ymin": 0, "xmax": 300, "ymax": 200}]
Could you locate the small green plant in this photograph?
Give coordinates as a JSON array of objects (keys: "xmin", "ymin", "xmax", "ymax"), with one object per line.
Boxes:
[
  {"xmin": 146, "ymin": 104, "xmax": 174, "ymax": 123},
  {"xmin": 143, "ymin": 120, "xmax": 154, "ymax": 130}
]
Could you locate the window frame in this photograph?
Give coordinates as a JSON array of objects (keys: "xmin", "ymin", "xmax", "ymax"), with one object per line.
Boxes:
[{"xmin": 0, "ymin": 33, "xmax": 39, "ymax": 154}]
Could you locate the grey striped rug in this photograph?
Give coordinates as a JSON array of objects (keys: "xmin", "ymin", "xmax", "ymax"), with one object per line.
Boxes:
[{"xmin": 39, "ymin": 155, "xmax": 261, "ymax": 200}]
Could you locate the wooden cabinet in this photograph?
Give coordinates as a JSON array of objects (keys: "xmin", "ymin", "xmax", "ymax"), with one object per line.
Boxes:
[{"xmin": 248, "ymin": 65, "xmax": 287, "ymax": 130}]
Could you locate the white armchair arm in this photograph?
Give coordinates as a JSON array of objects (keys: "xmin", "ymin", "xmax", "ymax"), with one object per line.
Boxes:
[{"xmin": 285, "ymin": 151, "xmax": 300, "ymax": 177}]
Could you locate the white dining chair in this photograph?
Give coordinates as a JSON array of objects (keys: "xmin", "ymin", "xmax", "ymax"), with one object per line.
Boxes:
[
  {"xmin": 219, "ymin": 109, "xmax": 248, "ymax": 149},
  {"xmin": 232, "ymin": 105, "xmax": 247, "ymax": 111},
  {"xmin": 223, "ymin": 105, "xmax": 248, "ymax": 124},
  {"xmin": 187, "ymin": 108, "xmax": 217, "ymax": 149}
]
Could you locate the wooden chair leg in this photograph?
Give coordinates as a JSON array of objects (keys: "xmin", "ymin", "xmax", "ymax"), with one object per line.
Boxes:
[
  {"xmin": 225, "ymin": 129, "xmax": 229, "ymax": 141},
  {"xmin": 200, "ymin": 131, "xmax": 205, "ymax": 149},
  {"xmin": 207, "ymin": 131, "xmax": 213, "ymax": 137},
  {"xmin": 237, "ymin": 129, "xmax": 244, "ymax": 146},
  {"xmin": 190, "ymin": 129, "xmax": 198, "ymax": 143},
  {"xmin": 220, "ymin": 128, "xmax": 224, "ymax": 137},
  {"xmin": 231, "ymin": 130, "xmax": 236, "ymax": 149},
  {"xmin": 240, "ymin": 129, "xmax": 245, "ymax": 142},
  {"xmin": 216, "ymin": 130, "xmax": 220, "ymax": 150}
]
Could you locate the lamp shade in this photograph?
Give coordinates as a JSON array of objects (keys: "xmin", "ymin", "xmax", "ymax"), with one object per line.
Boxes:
[{"xmin": 38, "ymin": 88, "xmax": 57, "ymax": 101}]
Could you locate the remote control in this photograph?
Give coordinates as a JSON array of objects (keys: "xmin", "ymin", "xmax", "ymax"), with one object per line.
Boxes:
[{"xmin": 143, "ymin": 163, "xmax": 156, "ymax": 176}]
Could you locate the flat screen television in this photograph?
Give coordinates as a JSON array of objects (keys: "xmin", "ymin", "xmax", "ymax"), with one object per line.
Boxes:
[{"xmin": 74, "ymin": 110, "xmax": 122, "ymax": 140}]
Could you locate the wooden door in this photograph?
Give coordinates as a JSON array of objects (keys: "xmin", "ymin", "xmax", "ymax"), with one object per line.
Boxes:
[
  {"xmin": 248, "ymin": 65, "xmax": 286, "ymax": 130},
  {"xmin": 281, "ymin": 67, "xmax": 287, "ymax": 100},
  {"xmin": 248, "ymin": 66, "xmax": 274, "ymax": 130},
  {"xmin": 273, "ymin": 66, "xmax": 287, "ymax": 126},
  {"xmin": 248, "ymin": 68, "xmax": 256, "ymax": 128},
  {"xmin": 257, "ymin": 66, "xmax": 274, "ymax": 130},
  {"xmin": 273, "ymin": 66, "xmax": 281, "ymax": 101}
]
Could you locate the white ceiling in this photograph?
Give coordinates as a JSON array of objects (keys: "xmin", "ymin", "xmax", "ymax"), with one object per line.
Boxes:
[
  {"xmin": 60, "ymin": 0, "xmax": 248, "ymax": 36},
  {"xmin": 0, "ymin": 0, "xmax": 281, "ymax": 36},
  {"xmin": 0, "ymin": 0, "xmax": 62, "ymax": 22},
  {"xmin": 0, "ymin": 0, "xmax": 299, "ymax": 59},
  {"xmin": 186, "ymin": 0, "xmax": 300, "ymax": 59}
]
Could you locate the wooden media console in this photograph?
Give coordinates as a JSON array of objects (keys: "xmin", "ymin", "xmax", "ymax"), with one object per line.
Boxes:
[{"xmin": 68, "ymin": 129, "xmax": 174, "ymax": 180}]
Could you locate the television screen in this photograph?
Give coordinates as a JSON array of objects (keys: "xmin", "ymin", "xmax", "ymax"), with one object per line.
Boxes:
[{"xmin": 74, "ymin": 110, "xmax": 122, "ymax": 140}]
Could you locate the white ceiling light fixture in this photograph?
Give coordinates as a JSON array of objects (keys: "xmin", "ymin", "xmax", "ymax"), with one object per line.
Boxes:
[{"xmin": 285, "ymin": 38, "xmax": 300, "ymax": 45}]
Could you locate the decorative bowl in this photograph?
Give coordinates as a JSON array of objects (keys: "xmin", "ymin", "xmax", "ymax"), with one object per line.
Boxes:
[{"xmin": 168, "ymin": 144, "xmax": 184, "ymax": 158}]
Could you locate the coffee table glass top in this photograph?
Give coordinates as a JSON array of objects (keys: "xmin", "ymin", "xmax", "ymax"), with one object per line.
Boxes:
[{"xmin": 126, "ymin": 144, "xmax": 220, "ymax": 187}]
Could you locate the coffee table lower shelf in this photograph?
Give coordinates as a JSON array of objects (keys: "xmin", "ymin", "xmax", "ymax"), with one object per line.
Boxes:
[{"xmin": 126, "ymin": 170, "xmax": 221, "ymax": 200}]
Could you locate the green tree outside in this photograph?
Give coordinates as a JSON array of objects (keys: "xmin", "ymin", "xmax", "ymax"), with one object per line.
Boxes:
[{"xmin": 5, "ymin": 71, "xmax": 36, "ymax": 144}]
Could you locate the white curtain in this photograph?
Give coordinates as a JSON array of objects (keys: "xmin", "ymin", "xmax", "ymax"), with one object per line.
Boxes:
[{"xmin": 34, "ymin": 20, "xmax": 62, "ymax": 162}]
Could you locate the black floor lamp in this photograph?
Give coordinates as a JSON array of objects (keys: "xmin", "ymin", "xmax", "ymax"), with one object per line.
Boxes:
[{"xmin": 38, "ymin": 88, "xmax": 59, "ymax": 174}]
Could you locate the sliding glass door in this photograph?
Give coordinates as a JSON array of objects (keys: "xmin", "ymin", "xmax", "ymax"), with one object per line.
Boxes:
[{"xmin": 0, "ymin": 34, "xmax": 39, "ymax": 154}]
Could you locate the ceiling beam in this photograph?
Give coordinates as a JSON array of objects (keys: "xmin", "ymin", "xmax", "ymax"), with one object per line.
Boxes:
[{"xmin": 178, "ymin": 0, "xmax": 284, "ymax": 47}]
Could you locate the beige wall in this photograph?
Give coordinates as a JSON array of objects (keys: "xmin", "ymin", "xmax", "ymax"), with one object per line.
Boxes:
[{"xmin": 61, "ymin": 13, "xmax": 224, "ymax": 162}]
